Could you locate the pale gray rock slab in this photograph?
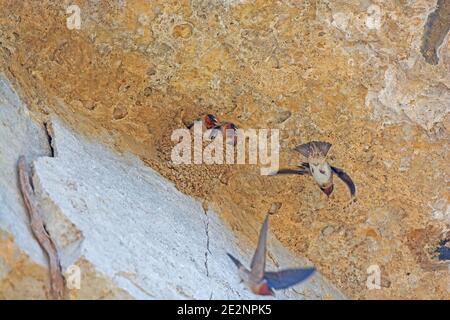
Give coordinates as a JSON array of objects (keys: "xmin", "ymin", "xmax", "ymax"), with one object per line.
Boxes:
[{"xmin": 0, "ymin": 74, "xmax": 51, "ymax": 267}]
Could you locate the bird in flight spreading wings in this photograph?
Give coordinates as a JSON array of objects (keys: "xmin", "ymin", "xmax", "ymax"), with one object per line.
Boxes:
[
  {"xmin": 272, "ymin": 141, "xmax": 356, "ymax": 198},
  {"xmin": 227, "ymin": 214, "xmax": 315, "ymax": 296}
]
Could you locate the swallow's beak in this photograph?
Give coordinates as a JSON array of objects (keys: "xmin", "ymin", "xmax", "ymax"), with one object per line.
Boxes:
[{"xmin": 321, "ymin": 184, "xmax": 334, "ymax": 197}]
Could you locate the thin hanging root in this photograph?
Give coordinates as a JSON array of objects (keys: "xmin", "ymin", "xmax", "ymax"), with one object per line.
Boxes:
[{"xmin": 18, "ymin": 156, "xmax": 65, "ymax": 300}]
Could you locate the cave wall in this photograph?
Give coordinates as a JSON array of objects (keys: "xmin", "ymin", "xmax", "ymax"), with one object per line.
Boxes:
[
  {"xmin": 0, "ymin": 74, "xmax": 343, "ymax": 299},
  {"xmin": 0, "ymin": 0, "xmax": 449, "ymax": 299}
]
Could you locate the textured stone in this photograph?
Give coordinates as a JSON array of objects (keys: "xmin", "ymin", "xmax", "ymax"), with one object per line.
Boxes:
[
  {"xmin": 0, "ymin": 0, "xmax": 448, "ymax": 299},
  {"xmin": 0, "ymin": 73, "xmax": 342, "ymax": 299},
  {"xmin": 0, "ymin": 74, "xmax": 53, "ymax": 298},
  {"xmin": 30, "ymin": 117, "xmax": 342, "ymax": 299}
]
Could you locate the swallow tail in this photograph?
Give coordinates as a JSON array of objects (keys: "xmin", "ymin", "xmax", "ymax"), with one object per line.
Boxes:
[
  {"xmin": 294, "ymin": 143, "xmax": 312, "ymax": 157},
  {"xmin": 226, "ymin": 253, "xmax": 243, "ymax": 269},
  {"xmin": 265, "ymin": 267, "xmax": 315, "ymax": 290},
  {"xmin": 311, "ymin": 141, "xmax": 332, "ymax": 157},
  {"xmin": 294, "ymin": 141, "xmax": 332, "ymax": 158}
]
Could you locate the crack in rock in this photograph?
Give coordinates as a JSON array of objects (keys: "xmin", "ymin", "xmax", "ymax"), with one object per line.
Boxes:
[
  {"xmin": 43, "ymin": 122, "xmax": 55, "ymax": 157},
  {"xmin": 203, "ymin": 207, "xmax": 211, "ymax": 278}
]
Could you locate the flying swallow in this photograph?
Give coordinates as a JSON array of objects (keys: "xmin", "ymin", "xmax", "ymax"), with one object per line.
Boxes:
[
  {"xmin": 227, "ymin": 214, "xmax": 315, "ymax": 296},
  {"xmin": 273, "ymin": 141, "xmax": 356, "ymax": 198},
  {"xmin": 210, "ymin": 122, "xmax": 238, "ymax": 146}
]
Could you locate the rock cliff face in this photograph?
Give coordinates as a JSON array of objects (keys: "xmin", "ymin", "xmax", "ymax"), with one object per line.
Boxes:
[
  {"xmin": 0, "ymin": 75, "xmax": 342, "ymax": 299},
  {"xmin": 0, "ymin": 0, "xmax": 449, "ymax": 299}
]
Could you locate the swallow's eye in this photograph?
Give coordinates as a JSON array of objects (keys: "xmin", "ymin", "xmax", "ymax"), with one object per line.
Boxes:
[{"xmin": 319, "ymin": 169, "xmax": 325, "ymax": 174}]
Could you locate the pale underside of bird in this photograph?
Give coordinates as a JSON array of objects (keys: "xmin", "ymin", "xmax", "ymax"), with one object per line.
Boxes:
[
  {"xmin": 273, "ymin": 141, "xmax": 356, "ymax": 198},
  {"xmin": 227, "ymin": 214, "xmax": 315, "ymax": 296}
]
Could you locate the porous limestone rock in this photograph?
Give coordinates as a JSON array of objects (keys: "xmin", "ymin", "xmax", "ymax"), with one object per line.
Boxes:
[
  {"xmin": 31, "ymin": 117, "xmax": 343, "ymax": 299},
  {"xmin": 0, "ymin": 74, "xmax": 343, "ymax": 299},
  {"xmin": 0, "ymin": 0, "xmax": 448, "ymax": 299},
  {"xmin": 0, "ymin": 74, "xmax": 52, "ymax": 298}
]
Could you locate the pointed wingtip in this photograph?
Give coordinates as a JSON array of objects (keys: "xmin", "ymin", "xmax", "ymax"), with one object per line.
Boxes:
[
  {"xmin": 265, "ymin": 267, "xmax": 316, "ymax": 290},
  {"xmin": 273, "ymin": 168, "xmax": 309, "ymax": 176},
  {"xmin": 304, "ymin": 267, "xmax": 316, "ymax": 277},
  {"xmin": 331, "ymin": 166, "xmax": 356, "ymax": 197},
  {"xmin": 226, "ymin": 253, "xmax": 242, "ymax": 268}
]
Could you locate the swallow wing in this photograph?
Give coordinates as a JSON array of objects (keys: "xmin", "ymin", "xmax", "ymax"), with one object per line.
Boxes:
[
  {"xmin": 301, "ymin": 162, "xmax": 310, "ymax": 169},
  {"xmin": 250, "ymin": 214, "xmax": 269, "ymax": 280},
  {"xmin": 272, "ymin": 168, "xmax": 309, "ymax": 175},
  {"xmin": 227, "ymin": 253, "xmax": 244, "ymax": 269},
  {"xmin": 265, "ymin": 267, "xmax": 315, "ymax": 290},
  {"xmin": 227, "ymin": 253, "xmax": 252, "ymax": 282},
  {"xmin": 331, "ymin": 166, "xmax": 356, "ymax": 197},
  {"xmin": 270, "ymin": 162, "xmax": 310, "ymax": 176}
]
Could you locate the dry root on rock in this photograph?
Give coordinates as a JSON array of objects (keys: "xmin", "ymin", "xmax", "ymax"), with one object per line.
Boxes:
[{"xmin": 18, "ymin": 156, "xmax": 65, "ymax": 300}]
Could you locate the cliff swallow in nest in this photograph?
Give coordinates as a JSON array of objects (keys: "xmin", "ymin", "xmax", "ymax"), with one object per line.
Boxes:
[
  {"xmin": 273, "ymin": 141, "xmax": 356, "ymax": 198},
  {"xmin": 210, "ymin": 122, "xmax": 238, "ymax": 146},
  {"xmin": 227, "ymin": 214, "xmax": 315, "ymax": 296},
  {"xmin": 185, "ymin": 114, "xmax": 218, "ymax": 131}
]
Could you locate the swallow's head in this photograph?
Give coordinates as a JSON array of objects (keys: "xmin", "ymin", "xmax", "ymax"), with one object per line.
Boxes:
[
  {"xmin": 221, "ymin": 122, "xmax": 237, "ymax": 131},
  {"xmin": 320, "ymin": 183, "xmax": 334, "ymax": 197},
  {"xmin": 309, "ymin": 160, "xmax": 332, "ymax": 183},
  {"xmin": 221, "ymin": 122, "xmax": 238, "ymax": 145},
  {"xmin": 309, "ymin": 160, "xmax": 334, "ymax": 197},
  {"xmin": 202, "ymin": 114, "xmax": 218, "ymax": 129},
  {"xmin": 252, "ymin": 280, "xmax": 274, "ymax": 296}
]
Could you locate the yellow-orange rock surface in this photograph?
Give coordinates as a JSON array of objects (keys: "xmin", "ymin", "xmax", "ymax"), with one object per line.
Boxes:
[{"xmin": 0, "ymin": 0, "xmax": 448, "ymax": 299}]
